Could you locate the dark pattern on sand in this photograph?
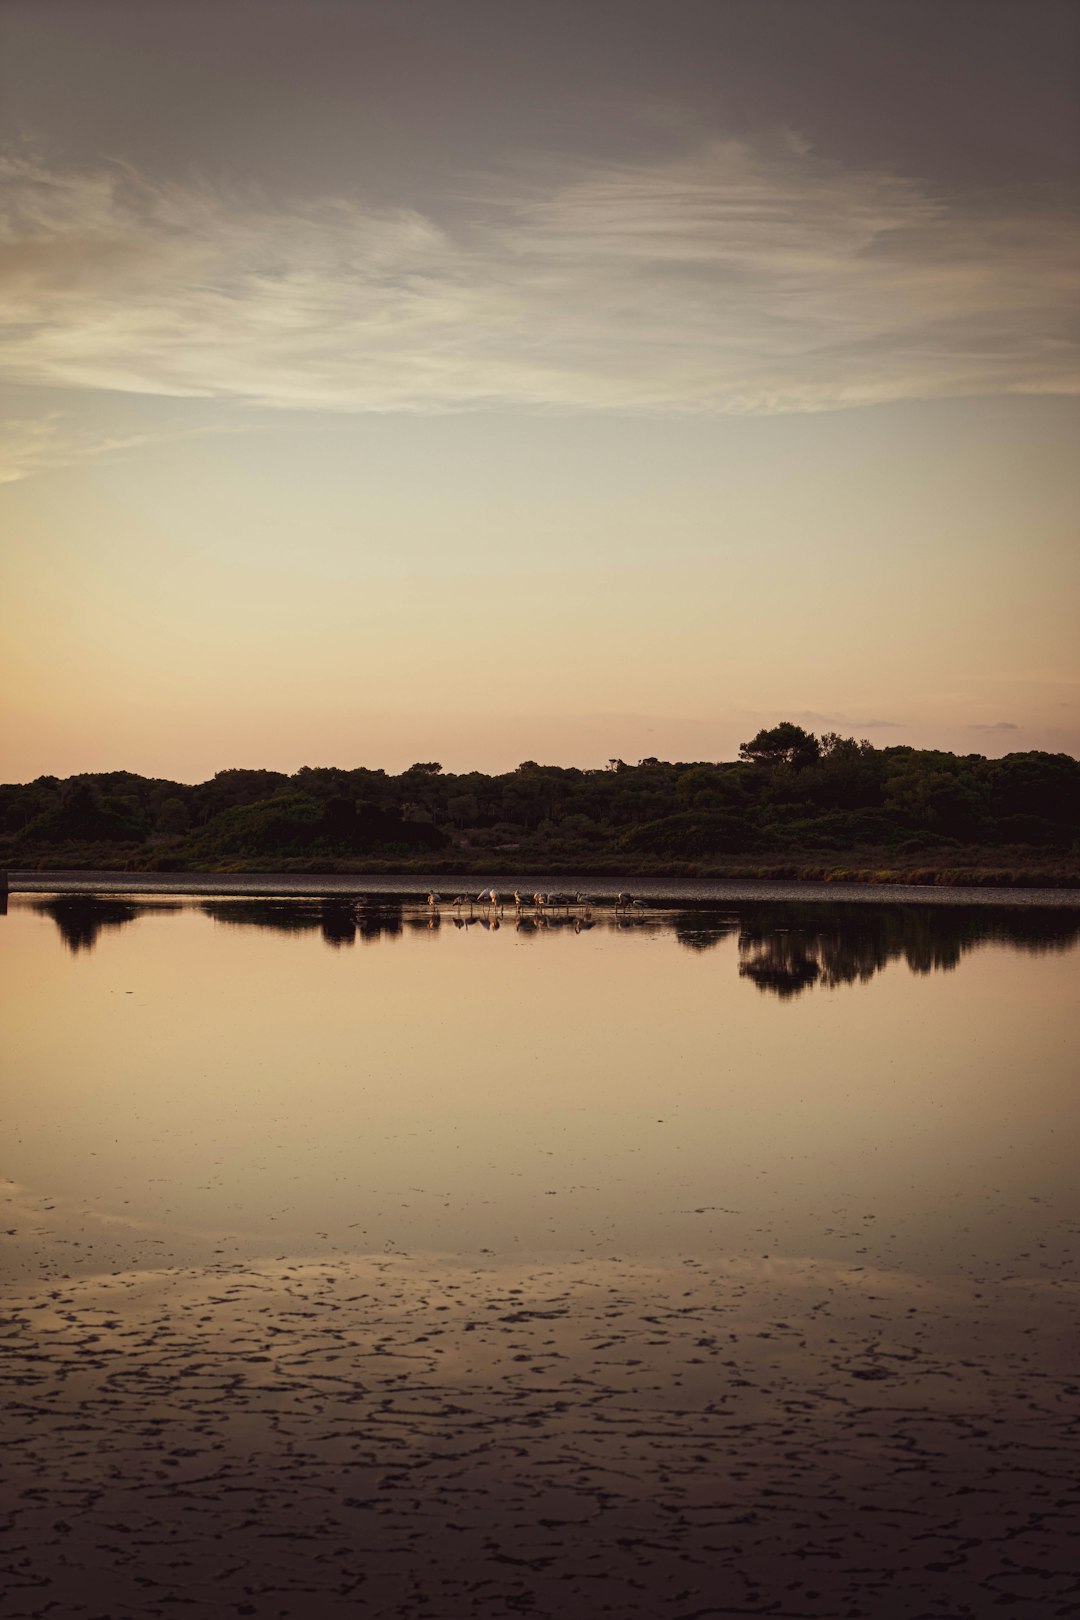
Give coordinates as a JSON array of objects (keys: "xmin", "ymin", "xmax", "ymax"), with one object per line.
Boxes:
[{"xmin": 3, "ymin": 1256, "xmax": 1077, "ymax": 1620}]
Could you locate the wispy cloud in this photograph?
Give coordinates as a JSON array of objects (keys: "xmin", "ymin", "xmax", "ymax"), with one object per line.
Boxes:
[
  {"xmin": 0, "ymin": 409, "xmax": 253, "ymax": 485},
  {"xmin": 1, "ymin": 136, "xmax": 1076, "ymax": 423},
  {"xmin": 970, "ymin": 721, "xmax": 1021, "ymax": 732},
  {"xmin": 0, "ymin": 412, "xmax": 171, "ymax": 484},
  {"xmin": 788, "ymin": 710, "xmax": 903, "ymax": 732},
  {"xmin": 0, "ymin": 414, "xmax": 68, "ymax": 484}
]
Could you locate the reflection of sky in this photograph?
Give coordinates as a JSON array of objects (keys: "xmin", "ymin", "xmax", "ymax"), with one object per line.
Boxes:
[{"xmin": 4, "ymin": 897, "xmax": 1077, "ymax": 1285}]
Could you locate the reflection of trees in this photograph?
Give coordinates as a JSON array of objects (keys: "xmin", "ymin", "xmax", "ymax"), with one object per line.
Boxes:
[
  {"xmin": 672, "ymin": 913, "xmax": 739, "ymax": 952},
  {"xmin": 201, "ymin": 900, "xmax": 319, "ymax": 934},
  {"xmin": 201, "ymin": 898, "xmax": 403, "ymax": 945},
  {"xmin": 29, "ymin": 893, "xmax": 1080, "ymax": 990},
  {"xmin": 34, "ymin": 896, "xmax": 142, "ymax": 953},
  {"xmin": 36, "ymin": 894, "xmax": 409, "ymax": 950},
  {"xmin": 356, "ymin": 900, "xmax": 403, "ymax": 941},
  {"xmin": 319, "ymin": 900, "xmax": 358, "ymax": 947},
  {"xmin": 739, "ymin": 935, "xmax": 821, "ymax": 997},
  {"xmin": 732, "ymin": 903, "xmax": 1080, "ymax": 998},
  {"xmin": 33, "ymin": 896, "xmax": 178, "ymax": 953}
]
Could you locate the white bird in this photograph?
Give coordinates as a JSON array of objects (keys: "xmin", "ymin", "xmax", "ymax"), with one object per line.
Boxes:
[{"xmin": 426, "ymin": 891, "xmax": 442, "ymax": 908}]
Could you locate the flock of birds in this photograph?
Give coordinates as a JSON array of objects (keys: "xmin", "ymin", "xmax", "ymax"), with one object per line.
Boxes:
[{"xmin": 425, "ymin": 889, "xmax": 647, "ymax": 918}]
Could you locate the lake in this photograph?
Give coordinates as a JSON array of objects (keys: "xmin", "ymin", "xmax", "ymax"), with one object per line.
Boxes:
[{"xmin": 2, "ymin": 889, "xmax": 1078, "ymax": 1619}]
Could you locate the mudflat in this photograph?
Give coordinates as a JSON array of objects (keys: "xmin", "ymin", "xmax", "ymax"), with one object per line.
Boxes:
[{"xmin": 4, "ymin": 1245, "xmax": 1077, "ymax": 1620}]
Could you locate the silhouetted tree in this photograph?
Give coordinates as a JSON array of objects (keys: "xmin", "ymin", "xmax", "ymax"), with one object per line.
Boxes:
[{"xmin": 739, "ymin": 723, "xmax": 820, "ymax": 770}]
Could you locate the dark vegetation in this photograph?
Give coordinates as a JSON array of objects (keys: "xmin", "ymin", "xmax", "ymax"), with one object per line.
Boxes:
[{"xmin": 4, "ymin": 724, "xmax": 1079, "ymax": 886}]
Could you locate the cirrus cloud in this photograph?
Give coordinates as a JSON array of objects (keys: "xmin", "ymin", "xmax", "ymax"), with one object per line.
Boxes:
[{"xmin": 0, "ymin": 133, "xmax": 1077, "ymax": 435}]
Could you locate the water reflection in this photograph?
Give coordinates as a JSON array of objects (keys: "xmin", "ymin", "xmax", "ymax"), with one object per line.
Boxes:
[
  {"xmin": 22, "ymin": 893, "xmax": 1080, "ymax": 993},
  {"xmin": 200, "ymin": 897, "xmax": 404, "ymax": 946},
  {"xmin": 731, "ymin": 902, "xmax": 1080, "ymax": 998},
  {"xmin": 6, "ymin": 890, "xmax": 1077, "ymax": 1620},
  {"xmin": 31, "ymin": 895, "xmax": 174, "ymax": 953}
]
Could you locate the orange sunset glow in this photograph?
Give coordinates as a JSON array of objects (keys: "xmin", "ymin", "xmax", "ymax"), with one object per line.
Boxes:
[{"xmin": 1, "ymin": 0, "xmax": 1077, "ymax": 781}]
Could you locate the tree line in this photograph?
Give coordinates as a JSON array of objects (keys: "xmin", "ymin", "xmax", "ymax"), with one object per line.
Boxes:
[{"xmin": 2, "ymin": 723, "xmax": 1078, "ymax": 876}]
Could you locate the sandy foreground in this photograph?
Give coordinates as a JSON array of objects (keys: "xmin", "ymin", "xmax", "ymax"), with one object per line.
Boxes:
[{"xmin": 2, "ymin": 1245, "xmax": 1077, "ymax": 1620}]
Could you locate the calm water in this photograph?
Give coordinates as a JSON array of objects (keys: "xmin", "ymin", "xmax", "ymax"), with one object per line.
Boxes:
[{"xmin": 2, "ymin": 893, "xmax": 1078, "ymax": 1619}]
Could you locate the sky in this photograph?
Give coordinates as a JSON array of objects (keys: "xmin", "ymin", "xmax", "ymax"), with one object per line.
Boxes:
[{"xmin": 1, "ymin": 0, "xmax": 1078, "ymax": 782}]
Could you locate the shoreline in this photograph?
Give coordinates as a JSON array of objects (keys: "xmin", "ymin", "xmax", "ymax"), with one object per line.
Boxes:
[
  {"xmin": 7, "ymin": 852, "xmax": 1078, "ymax": 890},
  {"xmin": 7, "ymin": 869, "xmax": 1080, "ymax": 906}
]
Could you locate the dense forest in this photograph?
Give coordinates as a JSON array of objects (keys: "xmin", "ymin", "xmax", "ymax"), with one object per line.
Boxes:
[{"xmin": 3, "ymin": 724, "xmax": 1079, "ymax": 884}]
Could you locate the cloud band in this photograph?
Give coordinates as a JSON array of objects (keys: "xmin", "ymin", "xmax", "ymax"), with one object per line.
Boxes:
[{"xmin": 1, "ymin": 135, "xmax": 1077, "ymax": 427}]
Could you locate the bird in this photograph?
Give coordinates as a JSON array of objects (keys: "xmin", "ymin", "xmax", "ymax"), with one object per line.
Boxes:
[
  {"xmin": 615, "ymin": 891, "xmax": 632, "ymax": 913},
  {"xmin": 426, "ymin": 890, "xmax": 442, "ymax": 909}
]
